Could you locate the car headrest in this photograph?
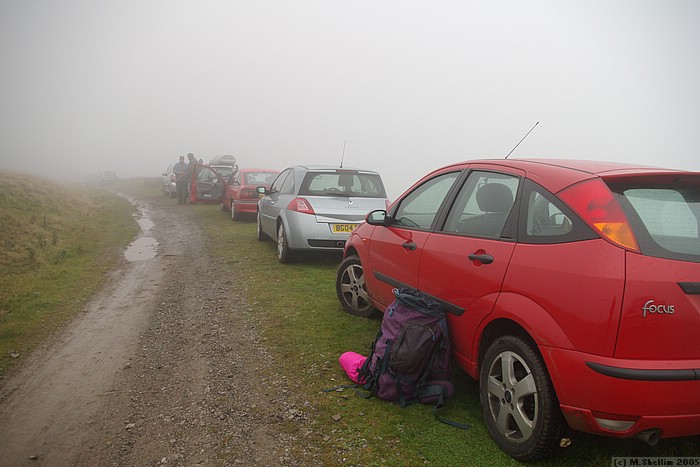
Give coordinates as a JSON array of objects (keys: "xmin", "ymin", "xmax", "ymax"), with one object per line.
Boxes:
[{"xmin": 476, "ymin": 183, "xmax": 514, "ymax": 213}]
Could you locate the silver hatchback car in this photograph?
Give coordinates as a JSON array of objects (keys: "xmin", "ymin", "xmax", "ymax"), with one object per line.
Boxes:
[{"xmin": 257, "ymin": 165, "xmax": 389, "ymax": 262}]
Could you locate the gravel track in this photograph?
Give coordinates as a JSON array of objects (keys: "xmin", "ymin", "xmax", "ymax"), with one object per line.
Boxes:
[{"xmin": 0, "ymin": 192, "xmax": 320, "ymax": 466}]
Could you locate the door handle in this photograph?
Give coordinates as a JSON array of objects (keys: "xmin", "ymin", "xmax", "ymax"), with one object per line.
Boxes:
[
  {"xmin": 468, "ymin": 253, "xmax": 494, "ymax": 264},
  {"xmin": 402, "ymin": 241, "xmax": 417, "ymax": 251}
]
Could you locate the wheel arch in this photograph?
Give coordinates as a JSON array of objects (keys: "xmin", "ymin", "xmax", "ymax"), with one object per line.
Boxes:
[
  {"xmin": 477, "ymin": 318, "xmax": 537, "ymax": 372},
  {"xmin": 343, "ymin": 245, "xmax": 360, "ymax": 260},
  {"xmin": 475, "ymin": 293, "xmax": 573, "ymax": 377}
]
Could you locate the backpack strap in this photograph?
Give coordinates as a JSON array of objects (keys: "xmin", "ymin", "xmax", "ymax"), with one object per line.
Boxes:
[{"xmin": 416, "ymin": 384, "xmax": 471, "ymax": 430}]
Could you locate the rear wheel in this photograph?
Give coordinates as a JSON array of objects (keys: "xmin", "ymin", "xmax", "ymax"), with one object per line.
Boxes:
[
  {"xmin": 277, "ymin": 223, "xmax": 295, "ymax": 263},
  {"xmin": 336, "ymin": 255, "xmax": 378, "ymax": 317},
  {"xmin": 480, "ymin": 335, "xmax": 562, "ymax": 462}
]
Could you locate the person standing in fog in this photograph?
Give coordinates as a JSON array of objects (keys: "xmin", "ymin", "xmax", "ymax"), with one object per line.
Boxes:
[
  {"xmin": 173, "ymin": 155, "xmax": 189, "ymax": 204},
  {"xmin": 186, "ymin": 153, "xmax": 198, "ymax": 204}
]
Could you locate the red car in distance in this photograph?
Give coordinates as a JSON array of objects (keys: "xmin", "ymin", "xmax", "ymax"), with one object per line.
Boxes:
[
  {"xmin": 222, "ymin": 168, "xmax": 280, "ymax": 220},
  {"xmin": 336, "ymin": 158, "xmax": 700, "ymax": 461}
]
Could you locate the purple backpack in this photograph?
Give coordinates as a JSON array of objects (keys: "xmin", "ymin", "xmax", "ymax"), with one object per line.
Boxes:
[{"xmin": 358, "ymin": 288, "xmax": 453, "ymax": 408}]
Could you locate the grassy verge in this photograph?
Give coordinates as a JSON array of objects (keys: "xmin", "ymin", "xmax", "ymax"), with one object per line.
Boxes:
[
  {"xmin": 190, "ymin": 202, "xmax": 699, "ymax": 466},
  {"xmin": 0, "ymin": 173, "xmax": 137, "ymax": 376}
]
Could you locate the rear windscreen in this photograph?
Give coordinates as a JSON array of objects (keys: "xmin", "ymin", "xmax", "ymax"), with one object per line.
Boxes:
[
  {"xmin": 243, "ymin": 172, "xmax": 278, "ymax": 185},
  {"xmin": 299, "ymin": 171, "xmax": 387, "ymax": 198},
  {"xmin": 609, "ymin": 177, "xmax": 700, "ymax": 262}
]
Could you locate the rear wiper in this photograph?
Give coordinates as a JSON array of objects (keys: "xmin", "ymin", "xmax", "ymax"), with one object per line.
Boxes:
[{"xmin": 324, "ymin": 190, "xmax": 353, "ymax": 197}]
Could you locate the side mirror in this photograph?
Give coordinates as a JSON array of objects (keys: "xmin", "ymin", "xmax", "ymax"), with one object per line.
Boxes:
[
  {"xmin": 256, "ymin": 186, "xmax": 268, "ymax": 195},
  {"xmin": 366, "ymin": 210, "xmax": 388, "ymax": 226}
]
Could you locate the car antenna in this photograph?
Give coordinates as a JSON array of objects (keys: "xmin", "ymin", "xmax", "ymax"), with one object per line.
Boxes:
[
  {"xmin": 340, "ymin": 139, "xmax": 347, "ymax": 168},
  {"xmin": 505, "ymin": 121, "xmax": 539, "ymax": 159}
]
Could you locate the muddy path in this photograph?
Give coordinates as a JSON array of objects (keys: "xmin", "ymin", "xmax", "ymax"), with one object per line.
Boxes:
[{"xmin": 0, "ymin": 192, "xmax": 318, "ymax": 466}]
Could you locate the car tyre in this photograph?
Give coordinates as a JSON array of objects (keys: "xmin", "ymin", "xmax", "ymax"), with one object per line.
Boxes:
[
  {"xmin": 231, "ymin": 205, "xmax": 240, "ymax": 221},
  {"xmin": 256, "ymin": 212, "xmax": 267, "ymax": 241},
  {"xmin": 336, "ymin": 255, "xmax": 379, "ymax": 318},
  {"xmin": 480, "ymin": 335, "xmax": 562, "ymax": 462},
  {"xmin": 277, "ymin": 223, "xmax": 295, "ymax": 263}
]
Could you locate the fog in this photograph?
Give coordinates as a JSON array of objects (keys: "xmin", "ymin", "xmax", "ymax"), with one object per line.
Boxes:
[{"xmin": 1, "ymin": 0, "xmax": 698, "ymax": 198}]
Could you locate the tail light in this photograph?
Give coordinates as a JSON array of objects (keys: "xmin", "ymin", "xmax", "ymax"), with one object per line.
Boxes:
[
  {"xmin": 559, "ymin": 178, "xmax": 639, "ymax": 251},
  {"xmin": 287, "ymin": 197, "xmax": 315, "ymax": 215},
  {"xmin": 240, "ymin": 188, "xmax": 258, "ymax": 200}
]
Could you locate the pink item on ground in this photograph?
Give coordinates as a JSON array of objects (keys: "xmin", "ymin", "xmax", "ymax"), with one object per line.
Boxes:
[{"xmin": 339, "ymin": 351, "xmax": 367, "ymax": 384}]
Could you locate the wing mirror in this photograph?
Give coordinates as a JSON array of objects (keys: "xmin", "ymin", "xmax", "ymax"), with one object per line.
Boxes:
[{"xmin": 366, "ymin": 210, "xmax": 388, "ymax": 226}]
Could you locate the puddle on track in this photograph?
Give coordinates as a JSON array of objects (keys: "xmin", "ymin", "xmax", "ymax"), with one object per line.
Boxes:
[{"xmin": 124, "ymin": 202, "xmax": 158, "ymax": 261}]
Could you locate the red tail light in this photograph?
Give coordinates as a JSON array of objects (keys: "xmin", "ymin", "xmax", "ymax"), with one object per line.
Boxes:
[
  {"xmin": 559, "ymin": 178, "xmax": 639, "ymax": 251},
  {"xmin": 240, "ymin": 188, "xmax": 258, "ymax": 200},
  {"xmin": 287, "ymin": 197, "xmax": 315, "ymax": 214}
]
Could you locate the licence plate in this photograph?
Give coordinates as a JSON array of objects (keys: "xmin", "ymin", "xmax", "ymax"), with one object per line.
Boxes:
[{"xmin": 332, "ymin": 223, "xmax": 358, "ymax": 233}]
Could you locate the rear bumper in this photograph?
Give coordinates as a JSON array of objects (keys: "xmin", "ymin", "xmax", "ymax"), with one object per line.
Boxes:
[
  {"xmin": 541, "ymin": 347, "xmax": 700, "ymax": 439},
  {"xmin": 285, "ymin": 212, "xmax": 353, "ymax": 250},
  {"xmin": 232, "ymin": 200, "xmax": 258, "ymax": 214}
]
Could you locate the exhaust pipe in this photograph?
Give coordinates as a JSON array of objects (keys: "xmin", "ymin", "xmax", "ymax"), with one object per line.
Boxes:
[{"xmin": 636, "ymin": 429, "xmax": 661, "ymax": 446}]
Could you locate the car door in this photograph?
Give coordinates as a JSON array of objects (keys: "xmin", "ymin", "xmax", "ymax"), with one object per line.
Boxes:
[
  {"xmin": 190, "ymin": 165, "xmax": 227, "ymax": 203},
  {"xmin": 258, "ymin": 168, "xmax": 294, "ymax": 237},
  {"xmin": 417, "ymin": 168, "xmax": 521, "ymax": 367},
  {"xmin": 365, "ymin": 171, "xmax": 463, "ymax": 309}
]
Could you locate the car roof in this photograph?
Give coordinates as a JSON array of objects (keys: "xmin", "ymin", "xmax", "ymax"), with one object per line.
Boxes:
[
  {"xmin": 289, "ymin": 164, "xmax": 381, "ymax": 174},
  {"xmin": 427, "ymin": 158, "xmax": 695, "ymax": 194},
  {"xmin": 239, "ymin": 168, "xmax": 280, "ymax": 173}
]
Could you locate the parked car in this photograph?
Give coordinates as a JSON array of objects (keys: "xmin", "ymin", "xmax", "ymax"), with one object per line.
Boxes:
[
  {"xmin": 336, "ymin": 158, "xmax": 700, "ymax": 461},
  {"xmin": 161, "ymin": 164, "xmax": 176, "ymax": 197},
  {"xmin": 222, "ymin": 168, "xmax": 280, "ymax": 220},
  {"xmin": 257, "ymin": 165, "xmax": 389, "ymax": 263}
]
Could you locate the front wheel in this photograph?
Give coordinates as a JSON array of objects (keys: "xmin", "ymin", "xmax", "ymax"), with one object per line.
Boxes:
[
  {"xmin": 256, "ymin": 212, "xmax": 267, "ymax": 241},
  {"xmin": 480, "ymin": 335, "xmax": 562, "ymax": 462},
  {"xmin": 277, "ymin": 223, "xmax": 295, "ymax": 263},
  {"xmin": 336, "ymin": 255, "xmax": 378, "ymax": 318}
]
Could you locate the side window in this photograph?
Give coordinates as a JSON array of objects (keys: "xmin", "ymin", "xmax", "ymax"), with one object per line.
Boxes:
[
  {"xmin": 391, "ymin": 172, "xmax": 460, "ymax": 229},
  {"xmin": 279, "ymin": 169, "xmax": 296, "ymax": 195},
  {"xmin": 444, "ymin": 171, "xmax": 519, "ymax": 238},
  {"xmin": 526, "ymin": 190, "xmax": 573, "ymax": 237},
  {"xmin": 270, "ymin": 169, "xmax": 291, "ymax": 194},
  {"xmin": 518, "ymin": 180, "xmax": 595, "ymax": 244}
]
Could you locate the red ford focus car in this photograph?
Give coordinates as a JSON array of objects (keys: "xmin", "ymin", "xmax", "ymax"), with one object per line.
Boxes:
[{"xmin": 336, "ymin": 158, "xmax": 700, "ymax": 461}]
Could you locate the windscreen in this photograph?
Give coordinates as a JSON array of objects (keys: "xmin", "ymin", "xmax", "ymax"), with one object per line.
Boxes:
[
  {"xmin": 243, "ymin": 171, "xmax": 278, "ymax": 185},
  {"xmin": 609, "ymin": 176, "xmax": 700, "ymax": 262},
  {"xmin": 299, "ymin": 171, "xmax": 387, "ymax": 198}
]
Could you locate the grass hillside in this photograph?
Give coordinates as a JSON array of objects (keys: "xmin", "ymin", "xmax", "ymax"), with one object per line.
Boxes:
[{"xmin": 0, "ymin": 172, "xmax": 137, "ymax": 376}]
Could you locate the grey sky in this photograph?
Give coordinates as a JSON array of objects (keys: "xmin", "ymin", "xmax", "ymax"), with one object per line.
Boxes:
[{"xmin": 1, "ymin": 0, "xmax": 698, "ymax": 198}]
